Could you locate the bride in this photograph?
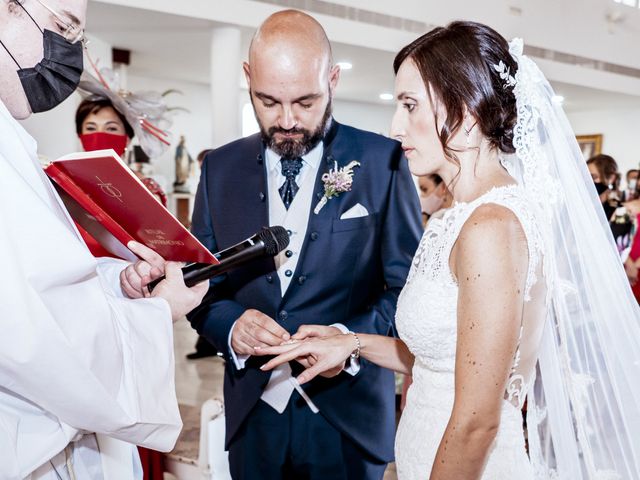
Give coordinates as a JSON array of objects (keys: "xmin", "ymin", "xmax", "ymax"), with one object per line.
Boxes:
[{"xmin": 256, "ymin": 20, "xmax": 640, "ymax": 480}]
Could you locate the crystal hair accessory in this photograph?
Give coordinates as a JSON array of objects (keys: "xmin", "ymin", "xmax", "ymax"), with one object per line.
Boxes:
[
  {"xmin": 493, "ymin": 60, "xmax": 516, "ymax": 89},
  {"xmin": 493, "ymin": 37, "xmax": 523, "ymax": 90}
]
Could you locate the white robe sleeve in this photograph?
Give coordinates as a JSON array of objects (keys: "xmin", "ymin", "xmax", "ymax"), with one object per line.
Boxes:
[{"xmin": 0, "ymin": 104, "xmax": 181, "ymax": 478}]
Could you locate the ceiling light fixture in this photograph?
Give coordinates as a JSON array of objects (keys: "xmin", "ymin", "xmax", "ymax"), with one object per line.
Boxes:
[
  {"xmin": 379, "ymin": 93, "xmax": 394, "ymax": 101},
  {"xmin": 336, "ymin": 61, "xmax": 353, "ymax": 70},
  {"xmin": 552, "ymin": 95, "xmax": 565, "ymax": 105}
]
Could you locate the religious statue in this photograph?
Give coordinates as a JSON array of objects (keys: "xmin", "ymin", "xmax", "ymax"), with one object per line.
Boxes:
[{"xmin": 174, "ymin": 135, "xmax": 195, "ymax": 193}]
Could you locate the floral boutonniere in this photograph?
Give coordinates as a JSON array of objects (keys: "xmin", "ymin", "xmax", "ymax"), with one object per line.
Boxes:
[{"xmin": 313, "ymin": 160, "xmax": 360, "ymax": 214}]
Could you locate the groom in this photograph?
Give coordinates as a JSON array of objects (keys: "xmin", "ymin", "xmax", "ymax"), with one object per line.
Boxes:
[{"xmin": 188, "ymin": 9, "xmax": 421, "ymax": 479}]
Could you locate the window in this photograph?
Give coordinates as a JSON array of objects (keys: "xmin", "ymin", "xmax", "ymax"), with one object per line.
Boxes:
[{"xmin": 613, "ymin": 0, "xmax": 639, "ymax": 8}]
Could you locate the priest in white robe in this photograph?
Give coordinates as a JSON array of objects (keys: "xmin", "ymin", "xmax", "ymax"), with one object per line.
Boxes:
[{"xmin": 0, "ymin": 1, "xmax": 207, "ymax": 478}]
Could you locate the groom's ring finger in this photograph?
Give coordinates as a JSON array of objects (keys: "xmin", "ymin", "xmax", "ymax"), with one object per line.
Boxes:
[
  {"xmin": 234, "ymin": 338, "xmax": 258, "ymax": 355},
  {"xmin": 241, "ymin": 332, "xmax": 270, "ymax": 350}
]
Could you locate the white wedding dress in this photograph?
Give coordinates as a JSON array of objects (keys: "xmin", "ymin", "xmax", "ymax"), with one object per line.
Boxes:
[{"xmin": 395, "ymin": 184, "xmax": 546, "ymax": 479}]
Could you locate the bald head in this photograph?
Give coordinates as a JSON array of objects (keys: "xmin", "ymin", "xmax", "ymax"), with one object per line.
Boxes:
[{"xmin": 249, "ymin": 10, "xmax": 333, "ymax": 68}]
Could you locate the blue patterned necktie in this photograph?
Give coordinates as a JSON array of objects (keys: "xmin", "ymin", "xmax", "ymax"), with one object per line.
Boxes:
[{"xmin": 279, "ymin": 157, "xmax": 303, "ymax": 209}]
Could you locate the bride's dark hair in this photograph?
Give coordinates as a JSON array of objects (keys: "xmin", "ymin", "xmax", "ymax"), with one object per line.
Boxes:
[{"xmin": 394, "ymin": 21, "xmax": 518, "ymax": 164}]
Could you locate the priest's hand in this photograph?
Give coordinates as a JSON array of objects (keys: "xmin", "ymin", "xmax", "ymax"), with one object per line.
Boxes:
[
  {"xmin": 151, "ymin": 262, "xmax": 208, "ymax": 321},
  {"xmin": 120, "ymin": 241, "xmax": 167, "ymax": 298}
]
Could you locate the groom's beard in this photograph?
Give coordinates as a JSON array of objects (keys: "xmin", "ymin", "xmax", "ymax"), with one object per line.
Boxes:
[{"xmin": 255, "ymin": 99, "xmax": 332, "ymax": 160}]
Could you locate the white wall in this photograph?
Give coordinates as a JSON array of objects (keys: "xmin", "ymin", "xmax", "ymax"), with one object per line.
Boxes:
[
  {"xmin": 567, "ymin": 107, "xmax": 640, "ymax": 176},
  {"xmin": 333, "ymin": 99, "xmax": 396, "ymax": 137},
  {"xmin": 19, "ymin": 93, "xmax": 82, "ymax": 163}
]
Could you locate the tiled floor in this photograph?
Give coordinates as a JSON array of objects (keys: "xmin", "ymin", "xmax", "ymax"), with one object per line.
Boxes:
[{"xmin": 171, "ymin": 320, "xmax": 397, "ymax": 479}]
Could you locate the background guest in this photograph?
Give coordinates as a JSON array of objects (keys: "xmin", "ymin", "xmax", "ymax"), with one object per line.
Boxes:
[
  {"xmin": 623, "ymin": 168, "xmax": 639, "ymax": 202},
  {"xmin": 587, "ymin": 154, "xmax": 632, "ymax": 251},
  {"xmin": 417, "ymin": 173, "xmax": 453, "ymax": 226},
  {"xmin": 75, "ymin": 96, "xmax": 168, "ymax": 205},
  {"xmin": 587, "ymin": 154, "xmax": 620, "ymax": 219}
]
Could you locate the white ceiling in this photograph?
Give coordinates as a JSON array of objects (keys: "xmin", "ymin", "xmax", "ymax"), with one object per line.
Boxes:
[{"xmin": 85, "ymin": 1, "xmax": 640, "ymax": 112}]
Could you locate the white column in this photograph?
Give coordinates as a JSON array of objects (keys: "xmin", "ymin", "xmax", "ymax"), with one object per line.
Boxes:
[{"xmin": 210, "ymin": 26, "xmax": 243, "ymax": 148}]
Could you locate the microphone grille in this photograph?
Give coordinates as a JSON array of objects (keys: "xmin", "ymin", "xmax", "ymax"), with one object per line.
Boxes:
[{"xmin": 259, "ymin": 226, "xmax": 290, "ymax": 256}]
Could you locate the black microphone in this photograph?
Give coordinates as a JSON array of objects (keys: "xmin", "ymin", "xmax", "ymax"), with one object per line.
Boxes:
[{"xmin": 147, "ymin": 226, "xmax": 290, "ymax": 292}]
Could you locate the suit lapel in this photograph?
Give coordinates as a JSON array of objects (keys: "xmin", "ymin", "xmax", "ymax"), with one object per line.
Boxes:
[
  {"xmin": 308, "ymin": 120, "xmax": 345, "ymax": 223},
  {"xmin": 225, "ymin": 138, "xmax": 276, "ymax": 274},
  {"xmin": 281, "ymin": 120, "xmax": 356, "ymax": 304}
]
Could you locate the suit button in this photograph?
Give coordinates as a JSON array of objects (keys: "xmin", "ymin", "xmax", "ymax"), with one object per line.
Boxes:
[
  {"xmin": 285, "ymin": 269, "xmax": 293, "ymax": 277},
  {"xmin": 298, "ymin": 275, "xmax": 306, "ymax": 285},
  {"xmin": 285, "ymin": 250, "xmax": 293, "ymax": 258},
  {"xmin": 310, "ymin": 232, "xmax": 319, "ymax": 241},
  {"xmin": 279, "ymin": 311, "xmax": 288, "ymax": 320},
  {"xmin": 266, "ymin": 274, "xmax": 273, "ymax": 283},
  {"xmin": 259, "ymin": 192, "xmax": 266, "ymax": 201},
  {"xmin": 287, "ymin": 229, "xmax": 293, "ymax": 236}
]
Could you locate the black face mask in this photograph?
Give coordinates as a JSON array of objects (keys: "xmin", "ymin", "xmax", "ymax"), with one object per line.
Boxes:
[
  {"xmin": 0, "ymin": 6, "xmax": 83, "ymax": 113},
  {"xmin": 594, "ymin": 182, "xmax": 609, "ymax": 196}
]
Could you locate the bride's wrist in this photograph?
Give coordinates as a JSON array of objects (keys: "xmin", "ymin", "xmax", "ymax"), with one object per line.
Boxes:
[{"xmin": 346, "ymin": 332, "xmax": 361, "ymax": 360}]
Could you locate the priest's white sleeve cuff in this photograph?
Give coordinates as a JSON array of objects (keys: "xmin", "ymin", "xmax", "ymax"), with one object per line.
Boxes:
[{"xmin": 95, "ymin": 257, "xmax": 131, "ymax": 298}]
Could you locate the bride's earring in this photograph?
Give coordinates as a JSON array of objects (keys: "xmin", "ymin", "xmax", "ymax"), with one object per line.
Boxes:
[{"xmin": 464, "ymin": 126, "xmax": 472, "ymax": 146}]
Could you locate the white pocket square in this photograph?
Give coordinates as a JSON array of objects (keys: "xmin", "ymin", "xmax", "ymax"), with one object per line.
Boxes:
[{"xmin": 340, "ymin": 203, "xmax": 369, "ymax": 220}]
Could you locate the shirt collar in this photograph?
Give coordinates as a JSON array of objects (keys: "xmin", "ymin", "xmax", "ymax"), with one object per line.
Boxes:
[{"xmin": 265, "ymin": 141, "xmax": 324, "ymax": 174}]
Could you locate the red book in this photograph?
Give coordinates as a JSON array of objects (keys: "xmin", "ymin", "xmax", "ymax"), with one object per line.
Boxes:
[{"xmin": 45, "ymin": 149, "xmax": 218, "ymax": 264}]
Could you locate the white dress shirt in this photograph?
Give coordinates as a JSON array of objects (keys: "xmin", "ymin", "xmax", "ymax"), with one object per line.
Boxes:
[{"xmin": 228, "ymin": 143, "xmax": 359, "ymax": 414}]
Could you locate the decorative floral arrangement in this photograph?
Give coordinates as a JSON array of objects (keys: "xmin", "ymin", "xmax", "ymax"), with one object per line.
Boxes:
[
  {"xmin": 314, "ymin": 160, "xmax": 360, "ymax": 214},
  {"xmin": 78, "ymin": 54, "xmax": 188, "ymax": 158}
]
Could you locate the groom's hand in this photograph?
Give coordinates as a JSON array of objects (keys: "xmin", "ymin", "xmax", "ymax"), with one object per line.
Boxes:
[
  {"xmin": 231, "ymin": 309, "xmax": 290, "ymax": 355},
  {"xmin": 292, "ymin": 324, "xmax": 341, "ymax": 341}
]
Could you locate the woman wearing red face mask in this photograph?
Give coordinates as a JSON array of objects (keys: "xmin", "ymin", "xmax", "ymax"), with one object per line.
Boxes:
[
  {"xmin": 75, "ymin": 96, "xmax": 168, "ymax": 206},
  {"xmin": 76, "ymin": 97, "xmax": 132, "ymax": 157}
]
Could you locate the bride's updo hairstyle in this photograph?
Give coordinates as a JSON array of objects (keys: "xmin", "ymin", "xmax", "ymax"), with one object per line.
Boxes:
[{"xmin": 394, "ymin": 21, "xmax": 518, "ymax": 165}]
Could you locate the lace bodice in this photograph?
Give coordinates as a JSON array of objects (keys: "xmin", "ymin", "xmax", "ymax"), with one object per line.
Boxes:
[
  {"xmin": 394, "ymin": 185, "xmax": 544, "ymax": 479},
  {"xmin": 398, "ymin": 184, "xmax": 542, "ymax": 400}
]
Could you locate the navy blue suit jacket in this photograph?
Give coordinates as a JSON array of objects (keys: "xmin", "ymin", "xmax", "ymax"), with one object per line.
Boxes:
[{"xmin": 187, "ymin": 120, "xmax": 422, "ymax": 462}]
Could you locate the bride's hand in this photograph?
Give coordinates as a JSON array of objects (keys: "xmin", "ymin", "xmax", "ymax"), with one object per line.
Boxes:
[{"xmin": 255, "ymin": 334, "xmax": 357, "ymax": 384}]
